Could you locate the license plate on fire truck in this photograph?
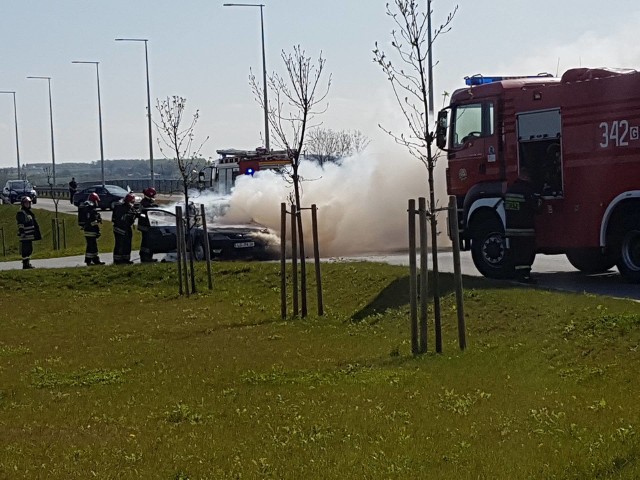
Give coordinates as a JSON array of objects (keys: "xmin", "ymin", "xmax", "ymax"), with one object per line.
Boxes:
[{"xmin": 234, "ymin": 241, "xmax": 255, "ymax": 249}]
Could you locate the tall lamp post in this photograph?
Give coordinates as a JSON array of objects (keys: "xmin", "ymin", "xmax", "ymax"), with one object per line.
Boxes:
[
  {"xmin": 27, "ymin": 76, "xmax": 56, "ymax": 186},
  {"xmin": 115, "ymin": 38, "xmax": 155, "ymax": 188},
  {"xmin": 223, "ymin": 3, "xmax": 270, "ymax": 151},
  {"xmin": 72, "ymin": 61, "xmax": 105, "ymax": 187},
  {"xmin": 0, "ymin": 91, "xmax": 21, "ymax": 178}
]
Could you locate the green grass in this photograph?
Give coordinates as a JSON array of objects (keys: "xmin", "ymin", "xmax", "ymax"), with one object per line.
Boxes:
[
  {"xmin": 1, "ymin": 261, "xmax": 640, "ymax": 479},
  {"xmin": 0, "ymin": 205, "xmax": 140, "ymax": 260}
]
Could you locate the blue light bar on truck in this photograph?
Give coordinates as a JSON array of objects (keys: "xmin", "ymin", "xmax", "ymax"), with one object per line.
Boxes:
[{"xmin": 464, "ymin": 73, "xmax": 554, "ymax": 86}]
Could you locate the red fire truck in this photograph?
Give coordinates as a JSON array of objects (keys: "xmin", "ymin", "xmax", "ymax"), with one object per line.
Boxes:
[
  {"xmin": 436, "ymin": 67, "xmax": 640, "ymax": 282},
  {"xmin": 199, "ymin": 148, "xmax": 290, "ymax": 194}
]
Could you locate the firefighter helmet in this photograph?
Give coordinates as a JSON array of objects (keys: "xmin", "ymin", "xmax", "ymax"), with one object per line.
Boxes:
[
  {"xmin": 143, "ymin": 187, "xmax": 157, "ymax": 198},
  {"xmin": 124, "ymin": 193, "xmax": 136, "ymax": 204},
  {"xmin": 21, "ymin": 196, "xmax": 32, "ymax": 207},
  {"xmin": 88, "ymin": 192, "xmax": 100, "ymax": 203}
]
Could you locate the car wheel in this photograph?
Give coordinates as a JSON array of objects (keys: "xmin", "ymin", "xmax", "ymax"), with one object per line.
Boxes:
[{"xmin": 192, "ymin": 238, "xmax": 206, "ymax": 261}]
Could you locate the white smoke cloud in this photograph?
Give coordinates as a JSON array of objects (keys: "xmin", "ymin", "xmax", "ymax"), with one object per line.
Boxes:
[
  {"xmin": 494, "ymin": 13, "xmax": 640, "ymax": 75},
  {"xmin": 210, "ymin": 148, "xmax": 448, "ymax": 256}
]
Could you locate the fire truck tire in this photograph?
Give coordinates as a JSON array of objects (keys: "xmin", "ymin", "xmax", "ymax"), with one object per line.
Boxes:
[
  {"xmin": 566, "ymin": 248, "xmax": 616, "ymax": 274},
  {"xmin": 470, "ymin": 219, "xmax": 514, "ymax": 279},
  {"xmin": 616, "ymin": 229, "xmax": 640, "ymax": 283}
]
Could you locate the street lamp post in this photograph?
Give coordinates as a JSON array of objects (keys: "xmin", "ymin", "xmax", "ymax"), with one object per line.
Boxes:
[
  {"xmin": 27, "ymin": 76, "xmax": 56, "ymax": 186},
  {"xmin": 72, "ymin": 61, "xmax": 105, "ymax": 186},
  {"xmin": 115, "ymin": 38, "xmax": 155, "ymax": 188},
  {"xmin": 0, "ymin": 91, "xmax": 21, "ymax": 178},
  {"xmin": 223, "ymin": 3, "xmax": 270, "ymax": 151}
]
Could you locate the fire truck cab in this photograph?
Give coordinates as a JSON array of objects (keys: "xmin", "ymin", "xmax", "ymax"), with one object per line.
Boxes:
[
  {"xmin": 198, "ymin": 148, "xmax": 290, "ymax": 195},
  {"xmin": 437, "ymin": 68, "xmax": 640, "ymax": 282}
]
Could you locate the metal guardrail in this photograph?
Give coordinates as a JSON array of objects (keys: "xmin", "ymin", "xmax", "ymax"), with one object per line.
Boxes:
[
  {"xmin": 37, "ymin": 180, "xmax": 194, "ymax": 199},
  {"xmin": 38, "ymin": 188, "xmax": 71, "ymax": 200}
]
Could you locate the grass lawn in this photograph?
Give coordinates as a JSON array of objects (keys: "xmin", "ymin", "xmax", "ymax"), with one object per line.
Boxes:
[
  {"xmin": 1, "ymin": 261, "xmax": 639, "ymax": 479},
  {"xmin": 0, "ymin": 205, "xmax": 140, "ymax": 261}
]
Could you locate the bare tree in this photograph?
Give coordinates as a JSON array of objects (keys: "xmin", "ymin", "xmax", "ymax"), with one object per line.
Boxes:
[
  {"xmin": 305, "ymin": 128, "xmax": 370, "ymax": 165},
  {"xmin": 155, "ymin": 96, "xmax": 209, "ymax": 293},
  {"xmin": 251, "ymin": 45, "xmax": 331, "ymax": 317},
  {"xmin": 155, "ymin": 96, "xmax": 208, "ymax": 204},
  {"xmin": 373, "ymin": 0, "xmax": 458, "ymax": 335}
]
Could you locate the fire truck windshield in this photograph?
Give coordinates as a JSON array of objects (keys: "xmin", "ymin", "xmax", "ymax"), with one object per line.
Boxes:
[{"xmin": 452, "ymin": 102, "xmax": 494, "ymax": 147}]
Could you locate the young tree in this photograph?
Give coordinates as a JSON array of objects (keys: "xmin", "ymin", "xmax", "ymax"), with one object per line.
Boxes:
[
  {"xmin": 251, "ymin": 45, "xmax": 331, "ymax": 317},
  {"xmin": 305, "ymin": 128, "xmax": 370, "ymax": 165},
  {"xmin": 373, "ymin": 0, "xmax": 458, "ymax": 339},
  {"xmin": 155, "ymin": 96, "xmax": 209, "ymax": 292}
]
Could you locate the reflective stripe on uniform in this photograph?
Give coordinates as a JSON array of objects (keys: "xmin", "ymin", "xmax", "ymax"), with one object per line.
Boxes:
[
  {"xmin": 505, "ymin": 228, "xmax": 535, "ymax": 237},
  {"xmin": 504, "ymin": 193, "xmax": 525, "ymax": 201}
]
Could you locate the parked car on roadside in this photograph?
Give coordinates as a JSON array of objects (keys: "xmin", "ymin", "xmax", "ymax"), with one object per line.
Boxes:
[
  {"xmin": 1, "ymin": 180, "xmax": 37, "ymax": 204},
  {"xmin": 73, "ymin": 185, "xmax": 140, "ymax": 210},
  {"xmin": 141, "ymin": 207, "xmax": 279, "ymax": 261}
]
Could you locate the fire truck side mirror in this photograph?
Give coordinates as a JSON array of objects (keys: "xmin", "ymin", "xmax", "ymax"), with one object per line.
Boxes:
[{"xmin": 436, "ymin": 110, "xmax": 448, "ymax": 149}]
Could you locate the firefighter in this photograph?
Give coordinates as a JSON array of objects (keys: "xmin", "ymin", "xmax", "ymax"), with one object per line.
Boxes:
[
  {"xmin": 112, "ymin": 193, "xmax": 137, "ymax": 265},
  {"xmin": 504, "ymin": 168, "xmax": 540, "ymax": 283},
  {"xmin": 16, "ymin": 196, "xmax": 41, "ymax": 269},
  {"xmin": 83, "ymin": 192, "xmax": 105, "ymax": 266},
  {"xmin": 137, "ymin": 187, "xmax": 158, "ymax": 263},
  {"xmin": 68, "ymin": 177, "xmax": 78, "ymax": 204}
]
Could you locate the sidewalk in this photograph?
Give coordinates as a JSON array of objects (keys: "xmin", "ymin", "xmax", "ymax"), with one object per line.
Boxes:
[{"xmin": 0, "ymin": 252, "xmax": 140, "ymax": 271}]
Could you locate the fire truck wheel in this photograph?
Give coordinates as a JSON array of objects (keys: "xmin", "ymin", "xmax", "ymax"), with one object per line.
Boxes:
[
  {"xmin": 616, "ymin": 229, "xmax": 640, "ymax": 283},
  {"xmin": 470, "ymin": 221, "xmax": 514, "ymax": 279},
  {"xmin": 566, "ymin": 248, "xmax": 616, "ymax": 274}
]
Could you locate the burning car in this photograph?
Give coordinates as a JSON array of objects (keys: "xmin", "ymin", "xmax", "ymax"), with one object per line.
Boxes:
[{"xmin": 141, "ymin": 207, "xmax": 279, "ymax": 261}]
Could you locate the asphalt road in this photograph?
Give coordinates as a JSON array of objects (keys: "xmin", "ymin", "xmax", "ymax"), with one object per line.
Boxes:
[
  {"xmin": 34, "ymin": 197, "xmax": 113, "ymax": 221},
  {"xmin": 339, "ymin": 251, "xmax": 640, "ymax": 301},
  {"xmin": 4, "ymin": 198, "xmax": 639, "ymax": 301}
]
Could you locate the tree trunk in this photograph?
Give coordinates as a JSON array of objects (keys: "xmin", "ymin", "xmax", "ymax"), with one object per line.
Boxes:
[
  {"xmin": 427, "ymin": 151, "xmax": 442, "ymax": 353},
  {"xmin": 292, "ymin": 167, "xmax": 307, "ymax": 317},
  {"xmin": 184, "ymin": 186, "xmax": 196, "ymax": 294}
]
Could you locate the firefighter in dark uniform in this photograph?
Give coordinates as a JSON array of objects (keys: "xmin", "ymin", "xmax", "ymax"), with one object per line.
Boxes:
[
  {"xmin": 504, "ymin": 168, "xmax": 540, "ymax": 283},
  {"xmin": 137, "ymin": 187, "xmax": 158, "ymax": 263},
  {"xmin": 68, "ymin": 177, "xmax": 78, "ymax": 204},
  {"xmin": 112, "ymin": 193, "xmax": 137, "ymax": 265},
  {"xmin": 83, "ymin": 192, "xmax": 105, "ymax": 266},
  {"xmin": 16, "ymin": 196, "xmax": 41, "ymax": 269}
]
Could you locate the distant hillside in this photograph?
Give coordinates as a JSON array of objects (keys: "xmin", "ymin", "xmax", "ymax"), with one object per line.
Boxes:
[{"xmin": 0, "ymin": 158, "xmax": 208, "ymax": 187}]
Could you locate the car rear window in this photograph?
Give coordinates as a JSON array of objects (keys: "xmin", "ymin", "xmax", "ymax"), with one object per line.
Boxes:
[
  {"xmin": 9, "ymin": 181, "xmax": 32, "ymax": 189},
  {"xmin": 105, "ymin": 186, "xmax": 129, "ymax": 195}
]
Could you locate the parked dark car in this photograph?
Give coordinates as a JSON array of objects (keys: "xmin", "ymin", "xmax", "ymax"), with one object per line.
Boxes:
[
  {"xmin": 73, "ymin": 185, "xmax": 140, "ymax": 210},
  {"xmin": 2, "ymin": 180, "xmax": 37, "ymax": 204},
  {"xmin": 141, "ymin": 208, "xmax": 278, "ymax": 261}
]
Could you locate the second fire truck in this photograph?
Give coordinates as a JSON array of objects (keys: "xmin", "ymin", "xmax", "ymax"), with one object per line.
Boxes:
[{"xmin": 199, "ymin": 148, "xmax": 290, "ymax": 195}]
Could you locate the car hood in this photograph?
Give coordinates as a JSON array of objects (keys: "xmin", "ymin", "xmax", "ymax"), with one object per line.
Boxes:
[{"xmin": 207, "ymin": 224, "xmax": 269, "ymax": 234}]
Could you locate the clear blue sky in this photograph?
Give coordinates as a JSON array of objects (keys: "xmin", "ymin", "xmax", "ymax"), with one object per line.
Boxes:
[{"xmin": 1, "ymin": 0, "xmax": 639, "ymax": 170}]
